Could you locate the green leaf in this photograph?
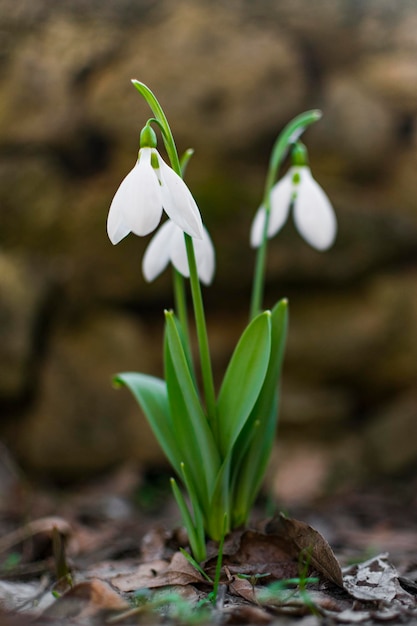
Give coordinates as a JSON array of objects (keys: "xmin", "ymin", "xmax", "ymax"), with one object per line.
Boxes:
[
  {"xmin": 171, "ymin": 478, "xmax": 207, "ymax": 562},
  {"xmin": 217, "ymin": 311, "xmax": 272, "ymax": 457},
  {"xmin": 180, "ymin": 462, "xmax": 206, "ymax": 550},
  {"xmin": 113, "ymin": 372, "xmax": 182, "ymax": 474},
  {"xmin": 232, "ymin": 299, "xmax": 289, "ymax": 525},
  {"xmin": 171, "ymin": 309, "xmax": 197, "ymax": 388},
  {"xmin": 205, "ymin": 453, "xmax": 232, "ymax": 541},
  {"xmin": 179, "ymin": 548, "xmax": 212, "ymax": 582},
  {"xmin": 164, "ymin": 312, "xmax": 220, "ymax": 506}
]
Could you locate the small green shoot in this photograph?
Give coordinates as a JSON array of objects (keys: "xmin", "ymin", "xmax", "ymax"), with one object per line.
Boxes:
[
  {"xmin": 258, "ymin": 548, "xmax": 320, "ymax": 616},
  {"xmin": 209, "ymin": 513, "xmax": 227, "ymax": 606},
  {"xmin": 179, "ymin": 547, "xmax": 213, "ymax": 583},
  {"xmin": 0, "ymin": 552, "xmax": 22, "ymax": 571},
  {"xmin": 126, "ymin": 588, "xmax": 211, "ymax": 625}
]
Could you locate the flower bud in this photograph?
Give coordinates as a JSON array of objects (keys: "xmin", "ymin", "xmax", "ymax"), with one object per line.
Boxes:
[
  {"xmin": 140, "ymin": 123, "xmax": 157, "ymax": 149},
  {"xmin": 291, "ymin": 141, "xmax": 309, "ymax": 167}
]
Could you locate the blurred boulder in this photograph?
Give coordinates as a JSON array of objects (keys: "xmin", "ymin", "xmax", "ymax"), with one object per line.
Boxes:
[
  {"xmin": 0, "ymin": 252, "xmax": 52, "ymax": 402},
  {"xmin": 0, "ymin": 0, "xmax": 416, "ymax": 490},
  {"xmin": 7, "ymin": 312, "xmax": 165, "ymax": 479}
]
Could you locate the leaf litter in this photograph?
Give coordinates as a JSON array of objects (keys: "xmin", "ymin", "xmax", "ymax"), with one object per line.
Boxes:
[{"xmin": 0, "ymin": 460, "xmax": 417, "ymax": 625}]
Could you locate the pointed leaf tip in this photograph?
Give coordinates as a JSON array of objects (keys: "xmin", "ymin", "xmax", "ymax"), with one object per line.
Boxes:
[{"xmin": 112, "ymin": 375, "xmax": 124, "ymax": 389}]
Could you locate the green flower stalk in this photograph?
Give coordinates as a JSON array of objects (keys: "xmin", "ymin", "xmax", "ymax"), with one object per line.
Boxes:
[
  {"xmin": 108, "ymin": 81, "xmax": 333, "ymax": 562},
  {"xmin": 250, "ymin": 141, "xmax": 337, "ymax": 253},
  {"xmin": 249, "ymin": 111, "xmax": 324, "ymax": 320}
]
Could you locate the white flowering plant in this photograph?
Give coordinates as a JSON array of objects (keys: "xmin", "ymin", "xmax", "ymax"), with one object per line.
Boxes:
[{"xmin": 109, "ymin": 81, "xmax": 336, "ymax": 562}]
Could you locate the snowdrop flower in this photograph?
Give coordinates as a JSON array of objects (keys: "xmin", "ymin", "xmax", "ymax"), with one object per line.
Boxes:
[
  {"xmin": 107, "ymin": 125, "xmax": 203, "ymax": 245},
  {"xmin": 250, "ymin": 146, "xmax": 336, "ymax": 251},
  {"xmin": 142, "ymin": 220, "xmax": 215, "ymax": 285}
]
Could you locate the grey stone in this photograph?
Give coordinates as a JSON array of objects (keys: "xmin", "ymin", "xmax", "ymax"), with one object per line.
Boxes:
[
  {"xmin": 0, "ymin": 0, "xmax": 416, "ymax": 488},
  {"xmin": 12, "ymin": 312, "xmax": 165, "ymax": 479},
  {"xmin": 0, "ymin": 252, "xmax": 51, "ymax": 401},
  {"xmin": 364, "ymin": 392, "xmax": 417, "ymax": 474}
]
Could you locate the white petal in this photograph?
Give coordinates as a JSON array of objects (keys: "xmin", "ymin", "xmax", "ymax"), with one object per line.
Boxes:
[
  {"xmin": 250, "ymin": 170, "xmax": 293, "ymax": 247},
  {"xmin": 250, "ymin": 206, "xmax": 267, "ymax": 248},
  {"xmin": 125, "ymin": 149, "xmax": 165, "ymax": 236},
  {"xmin": 157, "ymin": 156, "xmax": 203, "ymax": 239},
  {"xmin": 107, "ymin": 195, "xmax": 131, "ymax": 244},
  {"xmin": 293, "ymin": 168, "xmax": 337, "ymax": 250},
  {"xmin": 170, "ymin": 224, "xmax": 215, "ymax": 285},
  {"xmin": 142, "ymin": 220, "xmax": 175, "ymax": 282},
  {"xmin": 192, "ymin": 227, "xmax": 216, "ymax": 285},
  {"xmin": 268, "ymin": 169, "xmax": 294, "ymax": 236},
  {"xmin": 107, "ymin": 163, "xmax": 139, "ymax": 244},
  {"xmin": 168, "ymin": 227, "xmax": 190, "ymax": 278}
]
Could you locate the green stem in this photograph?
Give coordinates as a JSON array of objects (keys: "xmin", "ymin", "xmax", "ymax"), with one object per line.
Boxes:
[
  {"xmin": 249, "ymin": 109, "xmax": 322, "ymax": 320},
  {"xmin": 133, "ymin": 80, "xmax": 216, "ymax": 425},
  {"xmin": 173, "ymin": 268, "xmax": 191, "ymax": 347},
  {"xmin": 211, "ymin": 513, "xmax": 227, "ymax": 606},
  {"xmin": 185, "ymin": 234, "xmax": 217, "ymax": 426},
  {"xmin": 132, "ymin": 80, "xmax": 181, "ymax": 175},
  {"xmin": 173, "ymin": 148, "xmax": 195, "ymax": 362}
]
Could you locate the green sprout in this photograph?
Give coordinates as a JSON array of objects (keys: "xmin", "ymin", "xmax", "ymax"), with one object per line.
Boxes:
[{"xmin": 258, "ymin": 547, "xmax": 321, "ymax": 616}]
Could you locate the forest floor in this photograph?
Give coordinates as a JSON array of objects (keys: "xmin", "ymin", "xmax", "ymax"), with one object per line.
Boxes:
[{"xmin": 1, "ymin": 448, "xmax": 417, "ymax": 625}]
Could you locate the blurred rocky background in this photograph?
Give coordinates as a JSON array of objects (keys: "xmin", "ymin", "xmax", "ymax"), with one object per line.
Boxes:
[{"xmin": 1, "ymin": 0, "xmax": 417, "ymax": 504}]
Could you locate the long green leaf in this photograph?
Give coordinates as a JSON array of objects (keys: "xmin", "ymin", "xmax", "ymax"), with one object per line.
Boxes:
[
  {"xmin": 217, "ymin": 311, "xmax": 271, "ymax": 457},
  {"xmin": 171, "ymin": 478, "xmax": 206, "ymax": 562},
  {"xmin": 164, "ymin": 342, "xmax": 208, "ymax": 510},
  {"xmin": 113, "ymin": 372, "xmax": 182, "ymax": 474},
  {"xmin": 171, "ymin": 309, "xmax": 198, "ymax": 388},
  {"xmin": 205, "ymin": 453, "xmax": 232, "ymax": 541},
  {"xmin": 232, "ymin": 299, "xmax": 289, "ymax": 524},
  {"xmin": 180, "ymin": 462, "xmax": 206, "ymax": 551},
  {"xmin": 231, "ymin": 401, "xmax": 277, "ymax": 527},
  {"xmin": 164, "ymin": 312, "xmax": 220, "ymax": 505}
]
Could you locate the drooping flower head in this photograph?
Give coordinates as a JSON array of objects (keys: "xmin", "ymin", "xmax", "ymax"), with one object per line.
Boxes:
[
  {"xmin": 142, "ymin": 220, "xmax": 215, "ymax": 286},
  {"xmin": 107, "ymin": 123, "xmax": 203, "ymax": 244},
  {"xmin": 251, "ymin": 142, "xmax": 337, "ymax": 251}
]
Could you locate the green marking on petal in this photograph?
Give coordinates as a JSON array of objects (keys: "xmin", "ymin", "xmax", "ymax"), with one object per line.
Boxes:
[
  {"xmin": 292, "ymin": 171, "xmax": 301, "ymax": 185},
  {"xmin": 150, "ymin": 151, "xmax": 159, "ymax": 170}
]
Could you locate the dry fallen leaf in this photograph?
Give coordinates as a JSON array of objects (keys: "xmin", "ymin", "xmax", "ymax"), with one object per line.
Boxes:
[
  {"xmin": 228, "ymin": 575, "xmax": 258, "ymax": 604},
  {"xmin": 40, "ymin": 579, "xmax": 128, "ymax": 621},
  {"xmin": 343, "ymin": 553, "xmax": 415, "ymax": 604},
  {"xmin": 223, "ymin": 602, "xmax": 273, "ymax": 624},
  {"xmin": 111, "ymin": 551, "xmax": 206, "ymax": 592},
  {"xmin": 0, "ymin": 579, "xmax": 54, "ymax": 615},
  {"xmin": 205, "ymin": 527, "xmax": 299, "ymax": 581},
  {"xmin": 0, "ymin": 516, "xmax": 71, "ymax": 555},
  {"xmin": 264, "ymin": 514, "xmax": 344, "ymax": 587}
]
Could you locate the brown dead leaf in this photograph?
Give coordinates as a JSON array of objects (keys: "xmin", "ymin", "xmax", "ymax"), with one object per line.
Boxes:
[
  {"xmin": 111, "ymin": 551, "xmax": 206, "ymax": 592},
  {"xmin": 111, "ymin": 558, "xmax": 169, "ymax": 591},
  {"xmin": 40, "ymin": 579, "xmax": 128, "ymax": 621},
  {"xmin": 206, "ymin": 528, "xmax": 299, "ymax": 581},
  {"xmin": 229, "ymin": 575, "xmax": 258, "ymax": 604},
  {"xmin": 265, "ymin": 514, "xmax": 343, "ymax": 587},
  {"xmin": 140, "ymin": 526, "xmax": 172, "ymax": 562},
  {"xmin": 0, "ymin": 579, "xmax": 54, "ymax": 614},
  {"xmin": 0, "ymin": 517, "xmax": 71, "ymax": 555},
  {"xmin": 223, "ymin": 603, "xmax": 273, "ymax": 624},
  {"xmin": 0, "ymin": 609, "xmax": 32, "ymax": 626}
]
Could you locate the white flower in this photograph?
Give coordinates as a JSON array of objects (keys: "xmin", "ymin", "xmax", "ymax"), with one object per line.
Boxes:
[
  {"xmin": 250, "ymin": 166, "xmax": 337, "ymax": 251},
  {"xmin": 107, "ymin": 147, "xmax": 203, "ymax": 244},
  {"xmin": 142, "ymin": 220, "xmax": 215, "ymax": 285}
]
